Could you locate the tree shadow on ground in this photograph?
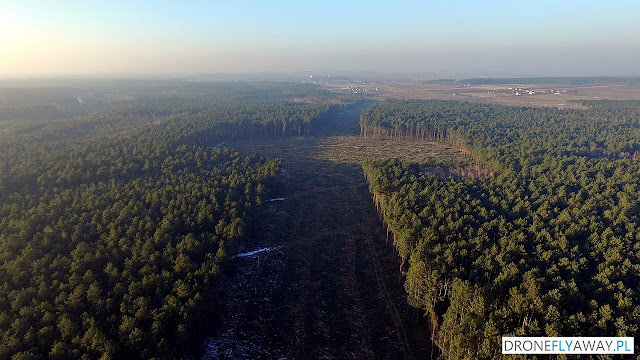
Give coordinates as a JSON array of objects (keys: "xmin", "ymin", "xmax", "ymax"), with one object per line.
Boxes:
[{"xmin": 202, "ymin": 99, "xmax": 433, "ymax": 359}]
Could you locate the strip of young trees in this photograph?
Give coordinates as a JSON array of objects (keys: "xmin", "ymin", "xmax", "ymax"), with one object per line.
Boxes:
[{"xmin": 362, "ymin": 99, "xmax": 640, "ymax": 359}]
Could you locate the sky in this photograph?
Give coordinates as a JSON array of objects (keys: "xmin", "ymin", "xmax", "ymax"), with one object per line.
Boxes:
[{"xmin": 1, "ymin": 0, "xmax": 639, "ymax": 77}]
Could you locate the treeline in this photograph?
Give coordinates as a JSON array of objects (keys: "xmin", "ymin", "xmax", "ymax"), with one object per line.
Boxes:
[
  {"xmin": 361, "ymin": 99, "xmax": 640, "ymax": 172},
  {"xmin": 0, "ymin": 80, "xmax": 340, "ymax": 126},
  {"xmin": 173, "ymin": 101, "xmax": 337, "ymax": 144},
  {"xmin": 362, "ymin": 100, "xmax": 640, "ymax": 359},
  {"xmin": 0, "ymin": 89, "xmax": 309, "ymax": 358},
  {"xmin": 1, "ymin": 98, "xmax": 338, "ymax": 154}
]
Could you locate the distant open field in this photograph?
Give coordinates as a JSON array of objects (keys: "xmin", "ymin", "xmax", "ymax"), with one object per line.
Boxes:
[{"xmin": 324, "ymin": 81, "xmax": 640, "ymax": 107}]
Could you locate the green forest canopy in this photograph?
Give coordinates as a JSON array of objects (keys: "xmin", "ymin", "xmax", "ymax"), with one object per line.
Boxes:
[
  {"xmin": 0, "ymin": 86, "xmax": 339, "ymax": 359},
  {"xmin": 362, "ymin": 99, "xmax": 640, "ymax": 359}
]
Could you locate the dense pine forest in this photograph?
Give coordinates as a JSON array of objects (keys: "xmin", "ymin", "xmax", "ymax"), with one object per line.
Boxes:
[
  {"xmin": 0, "ymin": 83, "xmax": 339, "ymax": 359},
  {"xmin": 4, "ymin": 80, "xmax": 640, "ymax": 359},
  {"xmin": 362, "ymin": 100, "xmax": 640, "ymax": 359}
]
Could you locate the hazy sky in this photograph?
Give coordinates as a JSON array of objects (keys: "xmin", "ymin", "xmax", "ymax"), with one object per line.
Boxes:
[{"xmin": 1, "ymin": 0, "xmax": 639, "ymax": 77}]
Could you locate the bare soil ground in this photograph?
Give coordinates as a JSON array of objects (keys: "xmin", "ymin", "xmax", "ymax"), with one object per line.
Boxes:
[
  {"xmin": 316, "ymin": 135, "xmax": 466, "ymax": 167},
  {"xmin": 201, "ymin": 101, "xmax": 461, "ymax": 359},
  {"xmin": 324, "ymin": 82, "xmax": 640, "ymax": 108}
]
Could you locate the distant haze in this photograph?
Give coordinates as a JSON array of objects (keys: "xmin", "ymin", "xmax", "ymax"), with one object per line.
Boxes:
[{"xmin": 2, "ymin": 1, "xmax": 639, "ymax": 77}]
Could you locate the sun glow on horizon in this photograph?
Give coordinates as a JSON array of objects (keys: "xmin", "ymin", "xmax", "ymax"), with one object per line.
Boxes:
[{"xmin": 1, "ymin": 1, "xmax": 639, "ymax": 77}]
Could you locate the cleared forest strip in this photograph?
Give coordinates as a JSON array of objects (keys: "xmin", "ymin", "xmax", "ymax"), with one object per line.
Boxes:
[
  {"xmin": 204, "ymin": 102, "xmax": 432, "ymax": 359},
  {"xmin": 348, "ymin": 186, "xmax": 415, "ymax": 360},
  {"xmin": 315, "ymin": 135, "xmax": 467, "ymax": 167}
]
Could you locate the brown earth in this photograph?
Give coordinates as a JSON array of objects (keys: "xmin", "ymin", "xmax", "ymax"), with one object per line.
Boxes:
[{"xmin": 201, "ymin": 100, "xmax": 460, "ymax": 359}]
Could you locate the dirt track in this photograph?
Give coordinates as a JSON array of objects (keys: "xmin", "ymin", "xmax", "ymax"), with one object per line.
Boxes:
[{"xmin": 202, "ymin": 101, "xmax": 432, "ymax": 359}]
